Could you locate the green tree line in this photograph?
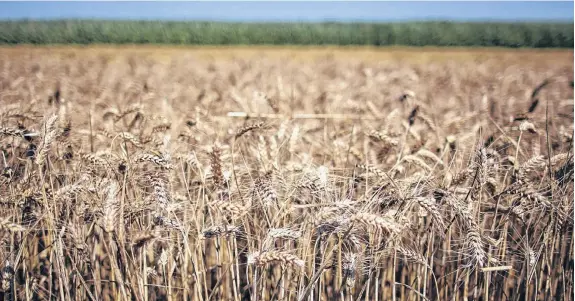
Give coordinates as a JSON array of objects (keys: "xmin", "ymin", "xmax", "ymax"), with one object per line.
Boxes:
[{"xmin": 0, "ymin": 20, "xmax": 572, "ymax": 47}]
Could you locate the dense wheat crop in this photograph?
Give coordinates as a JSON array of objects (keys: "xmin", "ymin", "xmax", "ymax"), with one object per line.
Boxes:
[{"xmin": 0, "ymin": 47, "xmax": 573, "ymax": 301}]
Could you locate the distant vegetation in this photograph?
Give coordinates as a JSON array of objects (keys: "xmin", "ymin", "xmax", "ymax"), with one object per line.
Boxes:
[{"xmin": 0, "ymin": 20, "xmax": 572, "ymax": 47}]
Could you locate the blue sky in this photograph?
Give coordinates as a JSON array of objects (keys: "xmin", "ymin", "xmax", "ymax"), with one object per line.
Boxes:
[{"xmin": 0, "ymin": 1, "xmax": 572, "ymax": 22}]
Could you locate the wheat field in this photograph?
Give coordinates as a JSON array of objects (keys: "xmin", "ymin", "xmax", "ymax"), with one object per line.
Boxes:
[{"xmin": 0, "ymin": 47, "xmax": 573, "ymax": 301}]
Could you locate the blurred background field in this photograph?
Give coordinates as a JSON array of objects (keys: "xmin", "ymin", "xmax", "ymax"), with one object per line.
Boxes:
[{"xmin": 0, "ymin": 20, "xmax": 572, "ymax": 48}]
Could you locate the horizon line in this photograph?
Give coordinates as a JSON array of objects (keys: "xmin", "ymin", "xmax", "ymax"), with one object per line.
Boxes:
[{"xmin": 0, "ymin": 17, "xmax": 572, "ymax": 23}]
